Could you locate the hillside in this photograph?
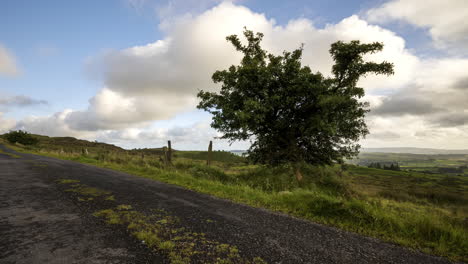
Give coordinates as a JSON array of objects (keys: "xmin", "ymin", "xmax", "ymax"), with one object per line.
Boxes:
[{"xmin": 0, "ymin": 133, "xmax": 126, "ymax": 153}]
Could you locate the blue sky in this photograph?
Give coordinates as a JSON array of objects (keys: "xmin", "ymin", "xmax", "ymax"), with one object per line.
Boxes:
[{"xmin": 1, "ymin": 0, "xmax": 467, "ymax": 150}]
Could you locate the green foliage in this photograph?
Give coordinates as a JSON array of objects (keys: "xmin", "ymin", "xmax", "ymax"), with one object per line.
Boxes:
[
  {"xmin": 197, "ymin": 29, "xmax": 394, "ymax": 167},
  {"xmin": 175, "ymin": 162, "xmax": 234, "ymax": 183},
  {"xmin": 4, "ymin": 130, "xmax": 39, "ymax": 145},
  {"xmin": 176, "ymin": 151, "xmax": 245, "ymax": 163},
  {"xmin": 235, "ymin": 164, "xmax": 350, "ymax": 195}
]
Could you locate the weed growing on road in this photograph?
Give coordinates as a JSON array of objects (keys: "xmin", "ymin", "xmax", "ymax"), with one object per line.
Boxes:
[
  {"xmin": 105, "ymin": 195, "xmax": 116, "ymax": 201},
  {"xmin": 55, "ymin": 178, "xmax": 265, "ymax": 263},
  {"xmin": 93, "ymin": 205, "xmax": 266, "ymax": 264},
  {"xmin": 57, "ymin": 179, "xmax": 80, "ymax": 184},
  {"xmin": 57, "ymin": 179, "xmax": 114, "ymax": 201}
]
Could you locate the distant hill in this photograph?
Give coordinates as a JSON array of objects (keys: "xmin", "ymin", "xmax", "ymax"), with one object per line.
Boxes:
[
  {"xmin": 0, "ymin": 133, "xmax": 125, "ymax": 153},
  {"xmin": 362, "ymin": 147, "xmax": 468, "ymax": 155}
]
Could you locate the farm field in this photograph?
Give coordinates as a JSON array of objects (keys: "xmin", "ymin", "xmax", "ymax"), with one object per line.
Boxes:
[{"xmin": 351, "ymin": 152, "xmax": 468, "ymax": 176}]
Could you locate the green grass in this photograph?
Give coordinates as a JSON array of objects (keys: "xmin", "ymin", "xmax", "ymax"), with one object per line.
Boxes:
[
  {"xmin": 175, "ymin": 150, "xmax": 246, "ymax": 163},
  {"xmin": 3, "ymin": 139, "xmax": 468, "ymax": 262}
]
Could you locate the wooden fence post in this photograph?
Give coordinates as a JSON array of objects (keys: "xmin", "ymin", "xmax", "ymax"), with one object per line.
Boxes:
[
  {"xmin": 162, "ymin": 146, "xmax": 168, "ymax": 167},
  {"xmin": 167, "ymin": 140, "xmax": 172, "ymax": 164},
  {"xmin": 207, "ymin": 141, "xmax": 213, "ymax": 166}
]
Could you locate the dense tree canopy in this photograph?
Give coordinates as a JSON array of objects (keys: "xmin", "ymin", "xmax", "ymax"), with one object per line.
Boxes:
[{"xmin": 197, "ymin": 29, "xmax": 394, "ymax": 181}]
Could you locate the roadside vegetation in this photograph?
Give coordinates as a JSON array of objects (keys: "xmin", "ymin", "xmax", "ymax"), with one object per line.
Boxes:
[{"xmin": 2, "ymin": 136, "xmax": 467, "ymax": 262}]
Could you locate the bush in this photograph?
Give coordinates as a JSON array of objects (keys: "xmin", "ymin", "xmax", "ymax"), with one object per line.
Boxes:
[{"xmin": 4, "ymin": 130, "xmax": 39, "ymax": 145}]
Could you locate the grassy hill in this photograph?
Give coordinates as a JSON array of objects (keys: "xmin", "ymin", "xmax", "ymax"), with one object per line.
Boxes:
[
  {"xmin": 1, "ymin": 133, "xmax": 467, "ymax": 261},
  {"xmin": 0, "ymin": 133, "xmax": 125, "ymax": 153}
]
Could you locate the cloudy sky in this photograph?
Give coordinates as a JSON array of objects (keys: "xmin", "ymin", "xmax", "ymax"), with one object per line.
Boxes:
[{"xmin": 1, "ymin": 0, "xmax": 467, "ymax": 150}]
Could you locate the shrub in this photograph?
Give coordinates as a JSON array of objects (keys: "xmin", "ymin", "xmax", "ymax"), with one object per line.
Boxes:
[{"xmin": 4, "ymin": 130, "xmax": 39, "ymax": 145}]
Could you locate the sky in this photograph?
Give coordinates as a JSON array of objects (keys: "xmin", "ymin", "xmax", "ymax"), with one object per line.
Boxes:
[{"xmin": 1, "ymin": 0, "xmax": 468, "ymax": 150}]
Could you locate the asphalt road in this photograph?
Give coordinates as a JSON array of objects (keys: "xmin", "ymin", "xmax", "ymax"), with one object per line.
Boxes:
[{"xmin": 0, "ymin": 145, "xmax": 454, "ymax": 263}]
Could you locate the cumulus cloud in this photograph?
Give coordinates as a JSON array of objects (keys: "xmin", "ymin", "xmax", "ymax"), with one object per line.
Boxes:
[
  {"xmin": 369, "ymin": 58, "xmax": 468, "ymax": 128},
  {"xmin": 452, "ymin": 77, "xmax": 468, "ymax": 90},
  {"xmin": 78, "ymin": 2, "xmax": 417, "ymax": 132},
  {"xmin": 64, "ymin": 88, "xmax": 197, "ymax": 130},
  {"xmin": 363, "ymin": 113, "xmax": 468, "ymax": 149},
  {"xmin": 363, "ymin": 57, "xmax": 468, "ymax": 148},
  {"xmin": 372, "ymin": 95, "xmax": 441, "ymax": 116},
  {"xmin": 0, "ymin": 113, "xmax": 16, "ymax": 133},
  {"xmin": 367, "ymin": 0, "xmax": 468, "ymax": 51},
  {"xmin": 0, "ymin": 44, "xmax": 20, "ymax": 76},
  {"xmin": 95, "ymin": 121, "xmax": 249, "ymax": 150},
  {"xmin": 14, "ymin": 110, "xmax": 96, "ymax": 138}
]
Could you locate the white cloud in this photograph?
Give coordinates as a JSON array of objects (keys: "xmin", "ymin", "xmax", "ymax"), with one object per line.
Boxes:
[
  {"xmin": 0, "ymin": 44, "xmax": 20, "ymax": 77},
  {"xmin": 78, "ymin": 2, "xmax": 417, "ymax": 132},
  {"xmin": 366, "ymin": 0, "xmax": 468, "ymax": 51},
  {"xmin": 64, "ymin": 88, "xmax": 197, "ymax": 130},
  {"xmin": 364, "ymin": 115, "xmax": 468, "ymax": 149},
  {"xmin": 14, "ymin": 110, "xmax": 95, "ymax": 139},
  {"xmin": 95, "ymin": 121, "xmax": 248, "ymax": 150},
  {"xmin": 370, "ymin": 58, "xmax": 468, "ymax": 122},
  {"xmin": 363, "ymin": 57, "xmax": 468, "ymax": 148},
  {"xmin": 0, "ymin": 113, "xmax": 16, "ymax": 133}
]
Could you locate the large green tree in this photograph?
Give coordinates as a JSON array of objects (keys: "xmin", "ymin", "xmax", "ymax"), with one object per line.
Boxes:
[{"xmin": 197, "ymin": 29, "xmax": 394, "ymax": 181}]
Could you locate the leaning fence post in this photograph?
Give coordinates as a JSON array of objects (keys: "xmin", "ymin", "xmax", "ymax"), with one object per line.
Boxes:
[{"xmin": 207, "ymin": 141, "xmax": 213, "ymax": 166}]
